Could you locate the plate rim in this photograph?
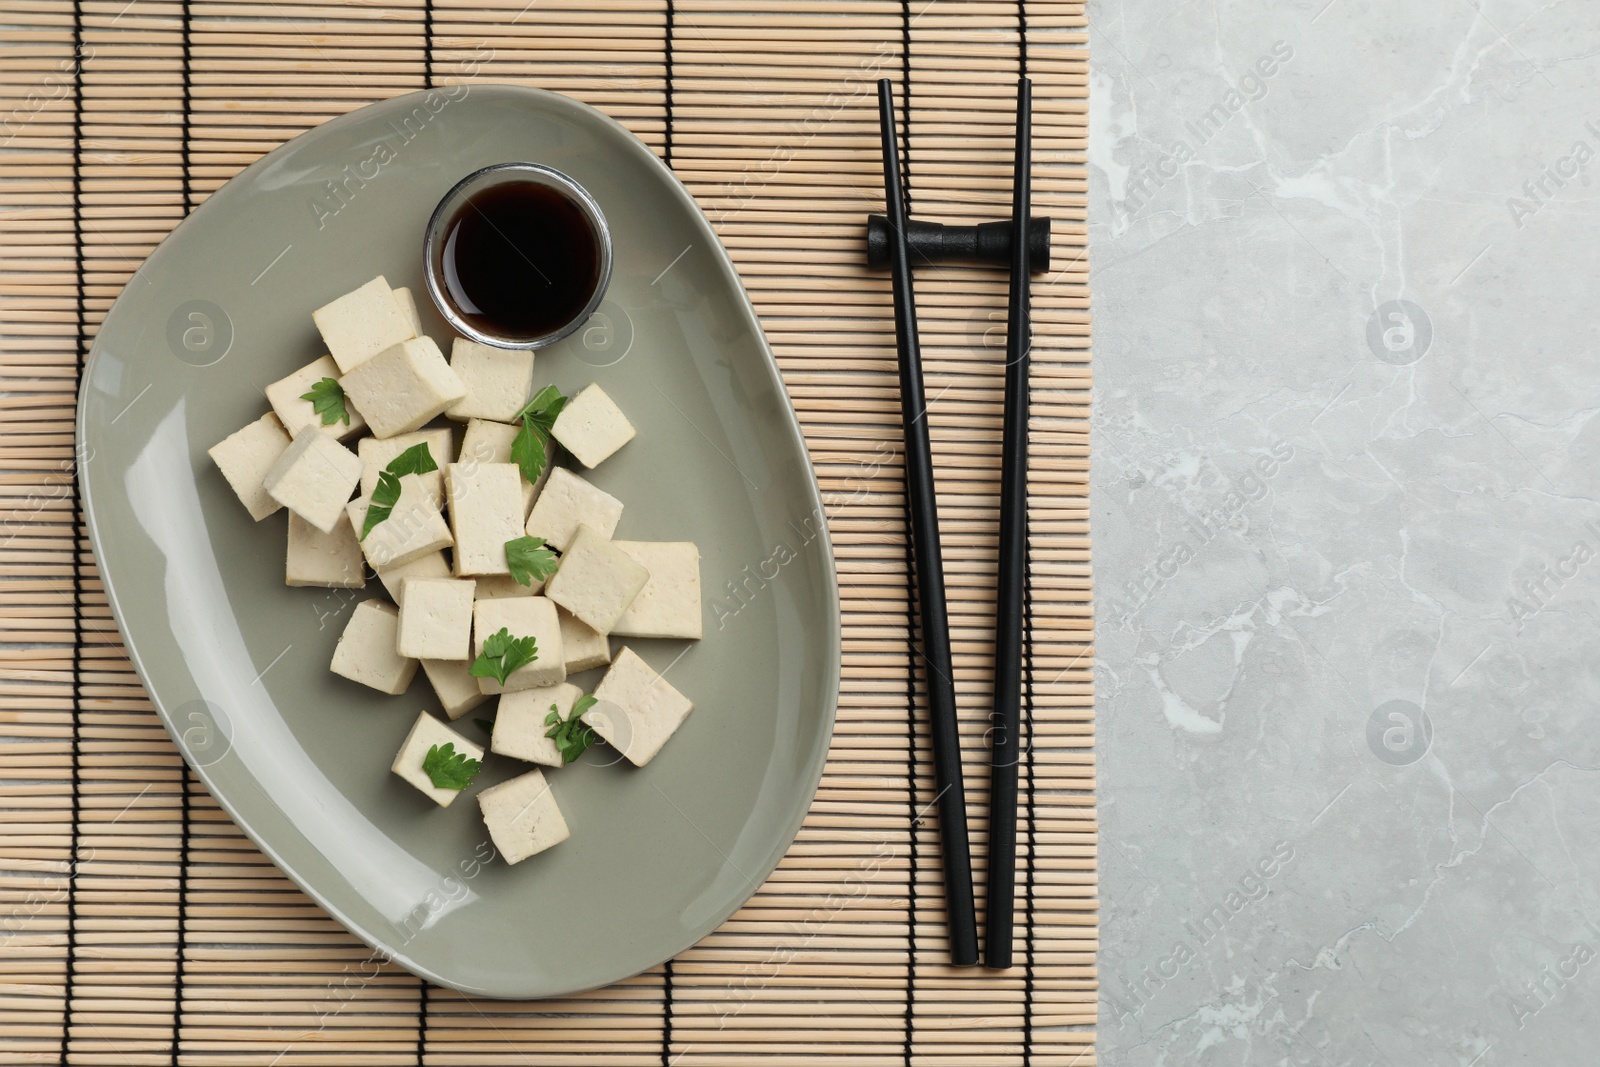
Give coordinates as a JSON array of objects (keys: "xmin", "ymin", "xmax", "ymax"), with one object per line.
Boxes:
[{"xmin": 76, "ymin": 83, "xmax": 843, "ymax": 998}]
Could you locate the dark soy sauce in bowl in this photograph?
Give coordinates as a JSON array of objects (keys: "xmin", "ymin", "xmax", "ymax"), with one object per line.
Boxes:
[{"xmin": 431, "ymin": 176, "xmax": 605, "ymax": 346}]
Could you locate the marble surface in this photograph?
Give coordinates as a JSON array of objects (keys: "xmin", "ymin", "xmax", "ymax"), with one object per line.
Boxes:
[{"xmin": 1088, "ymin": 2, "xmax": 1600, "ymax": 1063}]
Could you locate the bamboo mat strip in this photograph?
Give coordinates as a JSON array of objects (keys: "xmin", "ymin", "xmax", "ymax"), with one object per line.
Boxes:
[{"xmin": 0, "ymin": 0, "xmax": 1093, "ymax": 1063}]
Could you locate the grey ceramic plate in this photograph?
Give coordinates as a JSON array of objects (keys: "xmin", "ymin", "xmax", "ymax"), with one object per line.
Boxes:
[{"xmin": 77, "ymin": 86, "xmax": 840, "ymax": 999}]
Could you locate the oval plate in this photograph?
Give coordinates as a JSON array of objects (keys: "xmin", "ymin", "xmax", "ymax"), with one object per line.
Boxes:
[{"xmin": 77, "ymin": 86, "xmax": 840, "ymax": 999}]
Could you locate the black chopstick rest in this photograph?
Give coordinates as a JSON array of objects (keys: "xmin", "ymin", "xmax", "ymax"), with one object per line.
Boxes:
[
  {"xmin": 865, "ymin": 214, "xmax": 1052, "ymax": 271},
  {"xmin": 874, "ymin": 78, "xmax": 981, "ymax": 969}
]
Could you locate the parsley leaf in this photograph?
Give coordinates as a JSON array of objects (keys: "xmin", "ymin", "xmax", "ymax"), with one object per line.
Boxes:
[
  {"xmin": 509, "ymin": 386, "xmax": 567, "ymax": 484},
  {"xmin": 544, "ymin": 693, "xmax": 598, "ymax": 764},
  {"xmin": 299, "ymin": 377, "xmax": 350, "ymax": 427},
  {"xmin": 505, "ymin": 535, "xmax": 559, "ymax": 587},
  {"xmin": 421, "ymin": 741, "xmax": 481, "ymax": 790},
  {"xmin": 468, "ymin": 626, "xmax": 539, "ymax": 686},
  {"xmin": 387, "ymin": 442, "xmax": 441, "ymax": 478},
  {"xmin": 359, "ymin": 442, "xmax": 439, "ymax": 540}
]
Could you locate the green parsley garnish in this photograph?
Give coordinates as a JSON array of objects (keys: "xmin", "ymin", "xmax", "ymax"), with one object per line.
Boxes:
[
  {"xmin": 468, "ymin": 626, "xmax": 539, "ymax": 686},
  {"xmin": 359, "ymin": 442, "xmax": 438, "ymax": 541},
  {"xmin": 505, "ymin": 535, "xmax": 559, "ymax": 587},
  {"xmin": 545, "ymin": 694, "xmax": 598, "ymax": 764},
  {"xmin": 420, "ymin": 741, "xmax": 480, "ymax": 790},
  {"xmin": 299, "ymin": 376, "xmax": 350, "ymax": 427},
  {"xmin": 473, "ymin": 716, "xmax": 495, "ymax": 735},
  {"xmin": 509, "ymin": 386, "xmax": 567, "ymax": 484}
]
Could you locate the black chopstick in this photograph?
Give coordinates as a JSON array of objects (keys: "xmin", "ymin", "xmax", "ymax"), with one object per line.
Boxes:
[
  {"xmin": 876, "ymin": 78, "xmax": 979, "ymax": 968},
  {"xmin": 984, "ymin": 76, "xmax": 1033, "ymax": 971}
]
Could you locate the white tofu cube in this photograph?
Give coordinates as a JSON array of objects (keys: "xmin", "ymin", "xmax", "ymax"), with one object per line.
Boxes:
[
  {"xmin": 472, "ymin": 596, "xmax": 565, "ymax": 693},
  {"xmin": 587, "ymin": 647, "xmax": 694, "ymax": 767},
  {"xmin": 330, "ymin": 600, "xmax": 417, "ymax": 695},
  {"xmin": 208, "ymin": 412, "xmax": 290, "ymax": 521},
  {"xmin": 391, "ymin": 711, "xmax": 482, "ymax": 808},
  {"xmin": 348, "ymin": 473, "xmax": 453, "ymax": 569},
  {"xmin": 447, "ymin": 462, "xmax": 525, "ymax": 576},
  {"xmin": 477, "ymin": 768, "xmax": 569, "ymax": 863},
  {"xmin": 421, "ymin": 658, "xmax": 489, "ymax": 720},
  {"xmin": 397, "ymin": 577, "xmax": 475, "ymax": 661},
  {"xmin": 358, "ymin": 427, "xmax": 452, "ymax": 504},
  {"xmin": 264, "ymin": 355, "xmax": 368, "ymax": 441},
  {"xmin": 286, "ymin": 511, "xmax": 366, "ymax": 589},
  {"xmin": 491, "ymin": 681, "xmax": 582, "ymax": 767},
  {"xmin": 262, "ymin": 424, "xmax": 363, "ymax": 534},
  {"xmin": 460, "ymin": 417, "xmax": 542, "ymax": 515},
  {"xmin": 339, "ymin": 336, "xmax": 466, "ymax": 439},
  {"xmin": 610, "ymin": 541, "xmax": 702, "ymax": 640},
  {"xmin": 551, "ymin": 382, "xmax": 635, "ymax": 468},
  {"xmin": 313, "ymin": 276, "xmax": 417, "ymax": 373},
  {"xmin": 476, "ymin": 573, "xmax": 540, "ymax": 599},
  {"xmin": 392, "ymin": 285, "xmax": 424, "ymax": 336},
  {"xmin": 447, "ymin": 338, "xmax": 535, "ymax": 423},
  {"xmin": 524, "ymin": 467, "xmax": 622, "ymax": 551},
  {"xmin": 558, "ymin": 608, "xmax": 611, "ymax": 673},
  {"xmin": 376, "ymin": 550, "xmax": 451, "ymax": 604},
  {"xmin": 544, "ymin": 524, "xmax": 649, "ymax": 635}
]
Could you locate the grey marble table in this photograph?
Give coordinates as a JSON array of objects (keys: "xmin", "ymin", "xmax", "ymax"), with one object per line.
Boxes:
[{"xmin": 1089, "ymin": 2, "xmax": 1600, "ymax": 1064}]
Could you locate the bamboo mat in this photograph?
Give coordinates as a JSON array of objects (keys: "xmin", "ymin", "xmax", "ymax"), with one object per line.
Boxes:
[{"xmin": 0, "ymin": 0, "xmax": 1093, "ymax": 1063}]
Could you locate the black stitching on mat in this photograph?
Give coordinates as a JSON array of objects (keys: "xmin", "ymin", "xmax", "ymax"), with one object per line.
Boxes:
[
  {"xmin": 896, "ymin": 7, "xmax": 917, "ymax": 1063},
  {"xmin": 661, "ymin": 957, "xmax": 675, "ymax": 1065},
  {"xmin": 1018, "ymin": 0, "xmax": 1029, "ymax": 79},
  {"xmin": 898, "ymin": 0, "xmax": 912, "ymax": 211},
  {"xmin": 423, "ymin": 0, "xmax": 434, "ymax": 88},
  {"xmin": 663, "ymin": 0, "xmax": 675, "ymax": 166},
  {"xmin": 416, "ymin": 981, "xmax": 430, "ymax": 1065},
  {"xmin": 61, "ymin": 1, "xmax": 85, "ymax": 1060},
  {"xmin": 902, "ymin": 521, "xmax": 920, "ymax": 1067}
]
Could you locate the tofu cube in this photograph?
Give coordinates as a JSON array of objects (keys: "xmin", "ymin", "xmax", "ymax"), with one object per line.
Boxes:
[
  {"xmin": 262, "ymin": 424, "xmax": 363, "ymax": 534},
  {"xmin": 544, "ymin": 524, "xmax": 649, "ymax": 635},
  {"xmin": 477, "ymin": 768, "xmax": 570, "ymax": 863},
  {"xmin": 339, "ymin": 336, "xmax": 466, "ymax": 439},
  {"xmin": 610, "ymin": 541, "xmax": 702, "ymax": 640},
  {"xmin": 587, "ymin": 647, "xmax": 694, "ymax": 767},
  {"xmin": 558, "ymin": 608, "xmax": 611, "ymax": 673},
  {"xmin": 392, "ymin": 285, "xmax": 424, "ymax": 336},
  {"xmin": 491, "ymin": 681, "xmax": 583, "ymax": 766},
  {"xmin": 447, "ymin": 338, "xmax": 535, "ymax": 423},
  {"xmin": 551, "ymin": 382, "xmax": 635, "ymax": 468},
  {"xmin": 476, "ymin": 573, "xmax": 540, "ymax": 599},
  {"xmin": 397, "ymin": 577, "xmax": 475, "ymax": 661},
  {"xmin": 359, "ymin": 427, "xmax": 452, "ymax": 504},
  {"xmin": 421, "ymin": 658, "xmax": 489, "ymax": 720},
  {"xmin": 330, "ymin": 600, "xmax": 417, "ymax": 695},
  {"xmin": 208, "ymin": 412, "xmax": 290, "ymax": 521},
  {"xmin": 376, "ymin": 550, "xmax": 451, "ymax": 604},
  {"xmin": 460, "ymin": 417, "xmax": 541, "ymax": 515},
  {"xmin": 447, "ymin": 462, "xmax": 525, "ymax": 576},
  {"xmin": 524, "ymin": 467, "xmax": 623, "ymax": 552},
  {"xmin": 286, "ymin": 511, "xmax": 366, "ymax": 589},
  {"xmin": 348, "ymin": 473, "xmax": 453, "ymax": 569},
  {"xmin": 472, "ymin": 596, "xmax": 565, "ymax": 693},
  {"xmin": 313, "ymin": 276, "xmax": 417, "ymax": 373},
  {"xmin": 264, "ymin": 355, "xmax": 368, "ymax": 441},
  {"xmin": 391, "ymin": 711, "xmax": 482, "ymax": 808}
]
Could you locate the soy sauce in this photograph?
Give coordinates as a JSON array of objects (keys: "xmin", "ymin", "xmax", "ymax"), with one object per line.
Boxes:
[{"xmin": 435, "ymin": 181, "xmax": 601, "ymax": 342}]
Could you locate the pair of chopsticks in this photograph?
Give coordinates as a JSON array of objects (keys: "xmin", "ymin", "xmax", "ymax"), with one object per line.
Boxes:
[{"xmin": 875, "ymin": 77, "xmax": 1032, "ymax": 969}]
